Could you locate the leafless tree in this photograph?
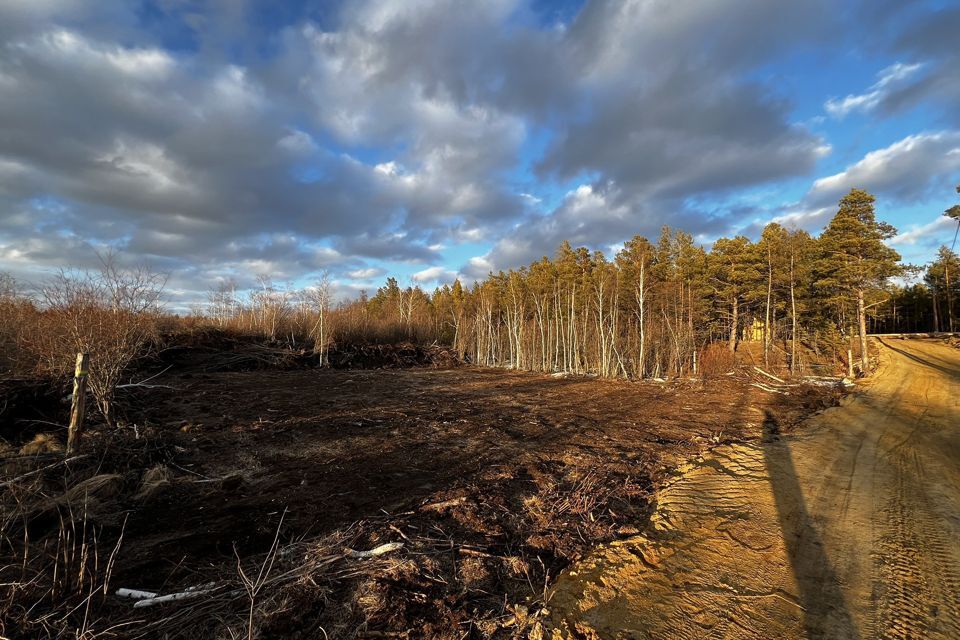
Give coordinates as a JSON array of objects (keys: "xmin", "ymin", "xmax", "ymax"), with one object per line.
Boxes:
[
  {"xmin": 304, "ymin": 273, "xmax": 332, "ymax": 363},
  {"xmin": 207, "ymin": 279, "xmax": 238, "ymax": 327}
]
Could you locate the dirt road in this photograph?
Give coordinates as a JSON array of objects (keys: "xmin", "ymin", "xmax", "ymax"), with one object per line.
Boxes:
[{"xmin": 547, "ymin": 338, "xmax": 960, "ymax": 639}]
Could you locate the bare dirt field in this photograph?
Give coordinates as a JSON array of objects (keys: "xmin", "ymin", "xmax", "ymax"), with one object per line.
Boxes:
[
  {"xmin": 547, "ymin": 338, "xmax": 960, "ymax": 640},
  {"xmin": 1, "ymin": 358, "xmax": 840, "ymax": 639}
]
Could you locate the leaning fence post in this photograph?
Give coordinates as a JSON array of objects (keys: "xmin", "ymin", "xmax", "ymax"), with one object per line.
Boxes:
[{"xmin": 66, "ymin": 353, "xmax": 90, "ymax": 455}]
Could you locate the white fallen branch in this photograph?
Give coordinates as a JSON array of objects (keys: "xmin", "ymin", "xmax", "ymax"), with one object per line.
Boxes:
[
  {"xmin": 751, "ymin": 382, "xmax": 788, "ymax": 395},
  {"xmin": 345, "ymin": 542, "xmax": 403, "ymax": 559},
  {"xmin": 130, "ymin": 582, "xmax": 218, "ymax": 608},
  {"xmin": 116, "ymin": 588, "xmax": 158, "ymax": 600},
  {"xmin": 753, "ymin": 366, "xmax": 786, "ymax": 384},
  {"xmin": 801, "ymin": 376, "xmax": 855, "ymax": 388}
]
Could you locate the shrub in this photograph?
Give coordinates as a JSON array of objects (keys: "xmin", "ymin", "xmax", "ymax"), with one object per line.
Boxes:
[
  {"xmin": 30, "ymin": 255, "xmax": 166, "ymax": 425},
  {"xmin": 699, "ymin": 342, "xmax": 736, "ymax": 378}
]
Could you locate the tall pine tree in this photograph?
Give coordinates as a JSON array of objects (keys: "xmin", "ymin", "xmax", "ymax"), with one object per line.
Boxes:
[{"xmin": 817, "ymin": 189, "xmax": 901, "ymax": 373}]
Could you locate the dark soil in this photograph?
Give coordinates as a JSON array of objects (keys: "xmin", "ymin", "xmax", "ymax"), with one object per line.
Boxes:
[{"xmin": 0, "ymin": 360, "xmax": 843, "ymax": 639}]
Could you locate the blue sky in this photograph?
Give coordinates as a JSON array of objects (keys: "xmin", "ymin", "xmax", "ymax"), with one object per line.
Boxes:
[{"xmin": 1, "ymin": 0, "xmax": 958, "ymax": 308}]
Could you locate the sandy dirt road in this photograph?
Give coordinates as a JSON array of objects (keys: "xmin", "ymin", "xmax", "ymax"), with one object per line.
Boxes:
[{"xmin": 547, "ymin": 338, "xmax": 960, "ymax": 639}]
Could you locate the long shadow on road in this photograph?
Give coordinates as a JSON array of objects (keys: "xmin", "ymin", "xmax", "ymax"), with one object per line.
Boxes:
[{"xmin": 763, "ymin": 410, "xmax": 860, "ymax": 640}]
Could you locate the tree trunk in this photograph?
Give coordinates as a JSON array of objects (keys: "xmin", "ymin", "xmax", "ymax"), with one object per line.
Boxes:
[
  {"xmin": 857, "ymin": 288, "xmax": 869, "ymax": 374},
  {"xmin": 637, "ymin": 260, "xmax": 646, "ymax": 378},
  {"xmin": 789, "ymin": 256, "xmax": 797, "ymax": 375},
  {"xmin": 764, "ymin": 248, "xmax": 772, "ymax": 367},
  {"xmin": 728, "ymin": 297, "xmax": 739, "ymax": 353},
  {"xmin": 946, "ymin": 263, "xmax": 955, "ymax": 332},
  {"xmin": 933, "ymin": 291, "xmax": 940, "ymax": 332}
]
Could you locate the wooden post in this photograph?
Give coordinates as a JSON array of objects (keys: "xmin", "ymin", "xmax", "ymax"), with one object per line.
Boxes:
[{"xmin": 66, "ymin": 353, "xmax": 89, "ymax": 455}]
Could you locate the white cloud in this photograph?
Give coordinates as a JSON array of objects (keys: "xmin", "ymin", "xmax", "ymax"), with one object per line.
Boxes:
[
  {"xmin": 347, "ymin": 267, "xmax": 386, "ymax": 279},
  {"xmin": 738, "ymin": 131, "xmax": 960, "ymax": 238},
  {"xmin": 768, "ymin": 206, "xmax": 833, "ymax": 230},
  {"xmin": 95, "ymin": 138, "xmax": 190, "ymax": 193},
  {"xmin": 412, "ymin": 265, "xmax": 459, "ymax": 284},
  {"xmin": 825, "ymin": 62, "xmax": 924, "ymax": 118},
  {"xmin": 807, "ymin": 131, "xmax": 960, "ymax": 205},
  {"xmin": 21, "ymin": 29, "xmax": 175, "ymax": 79},
  {"xmin": 891, "ymin": 216, "xmax": 956, "ymax": 247}
]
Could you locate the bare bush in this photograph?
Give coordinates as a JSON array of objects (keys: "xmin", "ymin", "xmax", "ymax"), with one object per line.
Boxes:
[
  {"xmin": 249, "ymin": 275, "xmax": 293, "ymax": 341},
  {"xmin": 0, "ymin": 273, "xmax": 38, "ymax": 376},
  {"xmin": 32, "ymin": 254, "xmax": 166, "ymax": 425},
  {"xmin": 699, "ymin": 342, "xmax": 736, "ymax": 378}
]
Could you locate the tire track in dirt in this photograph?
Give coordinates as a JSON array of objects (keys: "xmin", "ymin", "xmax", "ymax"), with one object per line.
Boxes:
[{"xmin": 546, "ymin": 338, "xmax": 960, "ymax": 639}]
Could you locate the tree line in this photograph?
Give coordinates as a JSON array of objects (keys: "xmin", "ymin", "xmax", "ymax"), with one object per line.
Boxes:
[
  {"xmin": 407, "ymin": 188, "xmax": 909, "ymax": 378},
  {"xmin": 2, "ymin": 187, "xmax": 958, "ymax": 419}
]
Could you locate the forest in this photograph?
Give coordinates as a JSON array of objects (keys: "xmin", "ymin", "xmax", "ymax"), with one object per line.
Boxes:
[{"xmin": 193, "ymin": 187, "xmax": 958, "ymax": 380}]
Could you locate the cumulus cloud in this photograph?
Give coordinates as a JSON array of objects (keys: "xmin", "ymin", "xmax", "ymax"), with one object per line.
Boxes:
[{"xmin": 0, "ymin": 0, "xmax": 955, "ymax": 299}]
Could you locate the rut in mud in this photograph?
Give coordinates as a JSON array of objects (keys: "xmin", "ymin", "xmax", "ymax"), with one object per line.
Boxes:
[{"xmin": 547, "ymin": 338, "xmax": 960, "ymax": 640}]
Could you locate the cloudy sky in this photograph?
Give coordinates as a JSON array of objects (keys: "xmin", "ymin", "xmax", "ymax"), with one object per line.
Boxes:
[{"xmin": 1, "ymin": 0, "xmax": 958, "ymax": 307}]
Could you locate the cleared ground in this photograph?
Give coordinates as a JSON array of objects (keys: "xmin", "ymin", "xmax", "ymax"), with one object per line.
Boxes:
[
  {"xmin": 547, "ymin": 338, "xmax": 960, "ymax": 639},
  {"xmin": 1, "ymin": 361, "xmax": 837, "ymax": 638}
]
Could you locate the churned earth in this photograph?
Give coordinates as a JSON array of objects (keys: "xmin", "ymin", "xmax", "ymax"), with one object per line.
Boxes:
[
  {"xmin": 546, "ymin": 338, "xmax": 960, "ymax": 640},
  {"xmin": 0, "ymin": 351, "xmax": 840, "ymax": 639}
]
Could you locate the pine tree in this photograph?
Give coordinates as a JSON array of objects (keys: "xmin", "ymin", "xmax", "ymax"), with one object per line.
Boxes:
[
  {"xmin": 926, "ymin": 247, "xmax": 960, "ymax": 332},
  {"xmin": 817, "ymin": 189, "xmax": 901, "ymax": 373},
  {"xmin": 708, "ymin": 236, "xmax": 760, "ymax": 353},
  {"xmin": 757, "ymin": 224, "xmax": 790, "ymax": 367}
]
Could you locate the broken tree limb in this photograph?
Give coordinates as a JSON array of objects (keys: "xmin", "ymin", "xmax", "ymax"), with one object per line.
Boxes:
[
  {"xmin": 753, "ymin": 366, "xmax": 786, "ymax": 384},
  {"xmin": 131, "ymin": 583, "xmax": 219, "ymax": 608}
]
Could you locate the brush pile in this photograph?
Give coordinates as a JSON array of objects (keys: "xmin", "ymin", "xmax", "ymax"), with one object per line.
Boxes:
[{"xmin": 326, "ymin": 342, "xmax": 462, "ymax": 369}]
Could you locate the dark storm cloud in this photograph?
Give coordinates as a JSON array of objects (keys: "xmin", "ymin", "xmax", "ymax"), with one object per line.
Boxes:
[
  {"xmin": 539, "ymin": 0, "xmax": 835, "ymax": 200},
  {"xmin": 538, "ymin": 77, "xmax": 828, "ymax": 199}
]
